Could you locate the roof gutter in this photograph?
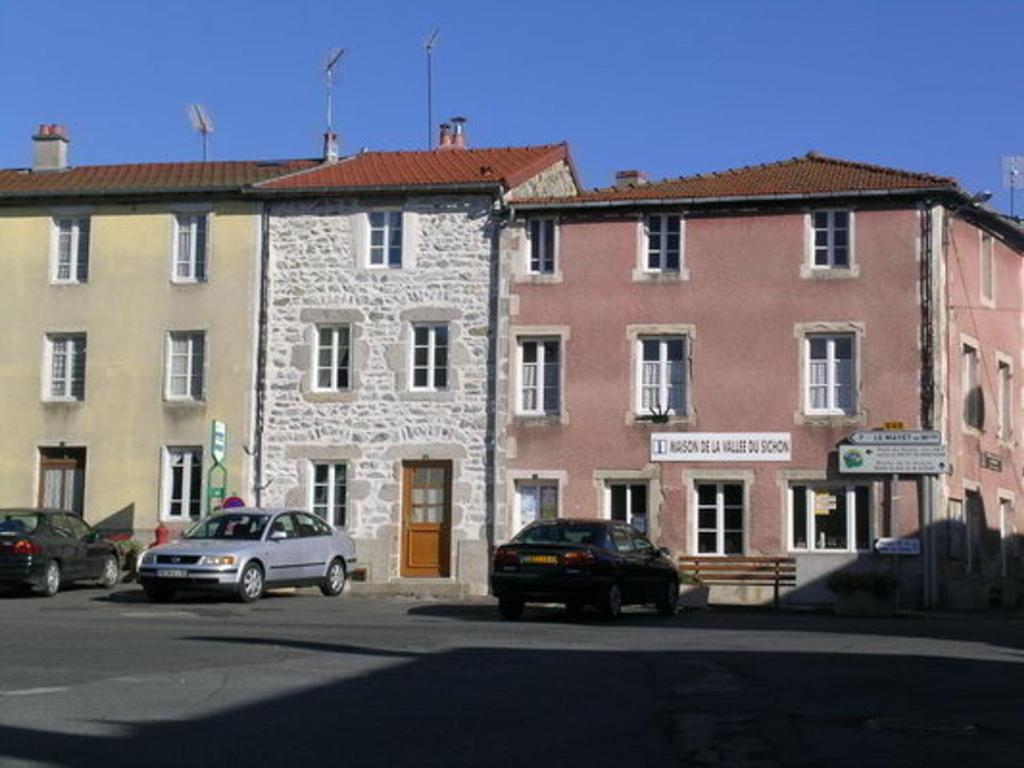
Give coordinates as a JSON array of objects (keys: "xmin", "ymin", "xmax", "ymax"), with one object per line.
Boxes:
[{"xmin": 245, "ymin": 180, "xmax": 506, "ymax": 199}]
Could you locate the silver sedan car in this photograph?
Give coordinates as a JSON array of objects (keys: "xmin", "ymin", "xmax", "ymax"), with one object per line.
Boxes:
[{"xmin": 137, "ymin": 508, "xmax": 356, "ymax": 603}]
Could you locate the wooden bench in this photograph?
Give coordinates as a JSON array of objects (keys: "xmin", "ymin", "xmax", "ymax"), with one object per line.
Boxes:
[{"xmin": 678, "ymin": 556, "xmax": 797, "ymax": 608}]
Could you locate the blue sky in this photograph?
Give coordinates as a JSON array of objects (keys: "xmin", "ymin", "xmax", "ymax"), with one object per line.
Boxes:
[{"xmin": 2, "ymin": 1, "xmax": 1022, "ymax": 212}]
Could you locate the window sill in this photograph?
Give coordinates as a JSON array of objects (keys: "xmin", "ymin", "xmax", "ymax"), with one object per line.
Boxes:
[
  {"xmin": 50, "ymin": 280, "xmax": 87, "ymax": 287},
  {"xmin": 399, "ymin": 390, "xmax": 455, "ymax": 402},
  {"xmin": 163, "ymin": 399, "xmax": 206, "ymax": 409},
  {"xmin": 170, "ymin": 279, "xmax": 208, "ymax": 286},
  {"xmin": 794, "ymin": 412, "xmax": 866, "ymax": 427},
  {"xmin": 800, "ymin": 264, "xmax": 860, "ymax": 280},
  {"xmin": 631, "ymin": 267, "xmax": 690, "ymax": 283},
  {"xmin": 514, "ymin": 272, "xmax": 563, "ymax": 285},
  {"xmin": 629, "ymin": 412, "xmax": 693, "ymax": 427},
  {"xmin": 42, "ymin": 398, "xmax": 84, "ymax": 407},
  {"xmin": 513, "ymin": 413, "xmax": 567, "ymax": 427},
  {"xmin": 961, "ymin": 424, "xmax": 983, "ymax": 438},
  {"xmin": 303, "ymin": 390, "xmax": 357, "ymax": 404}
]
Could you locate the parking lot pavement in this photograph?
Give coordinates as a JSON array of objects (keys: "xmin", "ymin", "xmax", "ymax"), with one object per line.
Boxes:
[{"xmin": 1, "ymin": 585, "xmax": 1023, "ymax": 767}]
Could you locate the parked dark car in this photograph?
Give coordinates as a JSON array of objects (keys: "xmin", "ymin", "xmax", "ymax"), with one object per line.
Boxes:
[
  {"xmin": 0, "ymin": 509, "xmax": 120, "ymax": 596},
  {"xmin": 490, "ymin": 519, "xmax": 679, "ymax": 619}
]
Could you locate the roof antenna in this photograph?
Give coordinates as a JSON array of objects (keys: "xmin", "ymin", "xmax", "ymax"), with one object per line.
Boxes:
[
  {"xmin": 423, "ymin": 28, "xmax": 440, "ymax": 149},
  {"xmin": 1002, "ymin": 155, "xmax": 1024, "ymax": 218},
  {"xmin": 323, "ymin": 47, "xmax": 347, "ymax": 161},
  {"xmin": 186, "ymin": 104, "xmax": 214, "ymax": 162}
]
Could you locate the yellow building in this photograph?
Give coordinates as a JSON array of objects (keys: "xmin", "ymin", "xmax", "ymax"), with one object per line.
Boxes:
[{"xmin": 0, "ymin": 125, "xmax": 314, "ymax": 538}]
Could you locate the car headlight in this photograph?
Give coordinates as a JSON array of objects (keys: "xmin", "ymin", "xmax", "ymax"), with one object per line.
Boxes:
[
  {"xmin": 198, "ymin": 555, "xmax": 238, "ymax": 566},
  {"xmin": 141, "ymin": 551, "xmax": 157, "ymax": 566}
]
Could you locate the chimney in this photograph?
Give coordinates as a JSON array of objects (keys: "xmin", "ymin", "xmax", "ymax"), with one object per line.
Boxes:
[
  {"xmin": 323, "ymin": 131, "xmax": 339, "ymax": 163},
  {"xmin": 437, "ymin": 122, "xmax": 453, "ymax": 149},
  {"xmin": 32, "ymin": 124, "xmax": 69, "ymax": 171},
  {"xmin": 450, "ymin": 116, "xmax": 467, "ymax": 149},
  {"xmin": 614, "ymin": 169, "xmax": 648, "ymax": 189}
]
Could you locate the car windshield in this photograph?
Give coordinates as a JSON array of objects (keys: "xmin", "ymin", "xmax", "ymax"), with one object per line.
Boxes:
[
  {"xmin": 0, "ymin": 513, "xmax": 41, "ymax": 534},
  {"xmin": 183, "ymin": 514, "xmax": 269, "ymax": 541},
  {"xmin": 513, "ymin": 522, "xmax": 604, "ymax": 546}
]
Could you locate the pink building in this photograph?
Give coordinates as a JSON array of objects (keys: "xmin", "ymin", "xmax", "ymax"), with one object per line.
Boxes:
[{"xmin": 501, "ymin": 153, "xmax": 1024, "ymax": 608}]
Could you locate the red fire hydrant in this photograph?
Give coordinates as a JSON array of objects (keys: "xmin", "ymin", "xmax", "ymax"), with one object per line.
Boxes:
[{"xmin": 152, "ymin": 522, "xmax": 169, "ymax": 547}]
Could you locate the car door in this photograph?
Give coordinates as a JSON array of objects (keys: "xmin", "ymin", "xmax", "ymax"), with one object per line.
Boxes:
[
  {"xmin": 264, "ymin": 513, "xmax": 306, "ymax": 585},
  {"xmin": 294, "ymin": 512, "xmax": 330, "ymax": 580},
  {"xmin": 50, "ymin": 513, "xmax": 87, "ymax": 579},
  {"xmin": 608, "ymin": 525, "xmax": 643, "ymax": 603},
  {"xmin": 629, "ymin": 530, "xmax": 666, "ymax": 602},
  {"xmin": 64, "ymin": 514, "xmax": 105, "ymax": 579}
]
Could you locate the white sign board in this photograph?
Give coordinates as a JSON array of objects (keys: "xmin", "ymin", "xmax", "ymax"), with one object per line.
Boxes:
[
  {"xmin": 874, "ymin": 537, "xmax": 921, "ymax": 556},
  {"xmin": 839, "ymin": 444, "xmax": 949, "ymax": 474},
  {"xmin": 652, "ymin": 433, "xmax": 791, "ymax": 462},
  {"xmin": 211, "ymin": 420, "xmax": 227, "ymax": 464},
  {"xmin": 849, "ymin": 429, "xmax": 942, "ymax": 445}
]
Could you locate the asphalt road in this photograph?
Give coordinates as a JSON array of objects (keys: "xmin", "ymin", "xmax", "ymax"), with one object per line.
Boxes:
[{"xmin": 0, "ymin": 583, "xmax": 1022, "ymax": 767}]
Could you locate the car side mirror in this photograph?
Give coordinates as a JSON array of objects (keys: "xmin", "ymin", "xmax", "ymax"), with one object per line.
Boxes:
[
  {"xmin": 658, "ymin": 547, "xmax": 672, "ymax": 559},
  {"xmin": 269, "ymin": 530, "xmax": 287, "ymax": 541}
]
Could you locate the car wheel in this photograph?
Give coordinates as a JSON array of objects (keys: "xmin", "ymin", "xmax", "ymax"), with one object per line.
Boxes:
[
  {"xmin": 40, "ymin": 560, "xmax": 61, "ymax": 597},
  {"xmin": 237, "ymin": 562, "xmax": 265, "ymax": 603},
  {"xmin": 320, "ymin": 558, "xmax": 347, "ymax": 597},
  {"xmin": 599, "ymin": 582, "xmax": 623, "ymax": 620},
  {"xmin": 498, "ymin": 597, "xmax": 525, "ymax": 620},
  {"xmin": 98, "ymin": 555, "xmax": 120, "ymax": 589},
  {"xmin": 143, "ymin": 584, "xmax": 176, "ymax": 603},
  {"xmin": 656, "ymin": 577, "xmax": 680, "ymax": 616}
]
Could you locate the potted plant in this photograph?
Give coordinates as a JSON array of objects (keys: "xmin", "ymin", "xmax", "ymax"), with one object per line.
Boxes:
[
  {"xmin": 114, "ymin": 539, "xmax": 145, "ymax": 581},
  {"xmin": 678, "ymin": 572, "xmax": 710, "ymax": 610},
  {"xmin": 827, "ymin": 570, "xmax": 897, "ymax": 617}
]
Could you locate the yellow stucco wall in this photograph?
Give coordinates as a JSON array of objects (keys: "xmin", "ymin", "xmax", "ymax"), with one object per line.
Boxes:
[{"xmin": 0, "ymin": 201, "xmax": 259, "ymax": 537}]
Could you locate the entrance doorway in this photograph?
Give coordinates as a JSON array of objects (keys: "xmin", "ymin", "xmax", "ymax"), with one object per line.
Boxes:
[
  {"xmin": 401, "ymin": 461, "xmax": 452, "ymax": 577},
  {"xmin": 38, "ymin": 447, "xmax": 87, "ymax": 515}
]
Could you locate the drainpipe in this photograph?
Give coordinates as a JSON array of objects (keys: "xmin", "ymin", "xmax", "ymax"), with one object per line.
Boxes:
[{"xmin": 253, "ymin": 202, "xmax": 271, "ymax": 506}]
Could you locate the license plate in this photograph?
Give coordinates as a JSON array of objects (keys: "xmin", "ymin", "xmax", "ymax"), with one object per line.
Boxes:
[
  {"xmin": 522, "ymin": 555, "xmax": 557, "ymax": 565},
  {"xmin": 157, "ymin": 569, "xmax": 188, "ymax": 579}
]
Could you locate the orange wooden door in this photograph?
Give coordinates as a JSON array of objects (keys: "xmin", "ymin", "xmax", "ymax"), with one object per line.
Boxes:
[{"xmin": 401, "ymin": 461, "xmax": 451, "ymax": 577}]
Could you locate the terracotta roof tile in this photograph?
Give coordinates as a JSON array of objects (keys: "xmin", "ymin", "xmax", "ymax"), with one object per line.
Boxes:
[
  {"xmin": 258, "ymin": 144, "xmax": 570, "ymax": 191},
  {"xmin": 520, "ymin": 152, "xmax": 959, "ymax": 205},
  {"xmin": 0, "ymin": 159, "xmax": 319, "ymax": 197}
]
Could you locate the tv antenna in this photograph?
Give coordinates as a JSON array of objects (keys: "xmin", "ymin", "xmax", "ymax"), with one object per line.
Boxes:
[
  {"xmin": 424, "ymin": 28, "xmax": 440, "ymax": 149},
  {"xmin": 323, "ymin": 47, "xmax": 347, "ymax": 142},
  {"xmin": 1002, "ymin": 155, "xmax": 1024, "ymax": 218},
  {"xmin": 186, "ymin": 103, "xmax": 214, "ymax": 161}
]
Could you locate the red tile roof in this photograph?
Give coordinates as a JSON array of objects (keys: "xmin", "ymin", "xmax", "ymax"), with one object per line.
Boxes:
[
  {"xmin": 519, "ymin": 152, "xmax": 959, "ymax": 205},
  {"xmin": 0, "ymin": 159, "xmax": 319, "ymax": 197},
  {"xmin": 257, "ymin": 144, "xmax": 571, "ymax": 191}
]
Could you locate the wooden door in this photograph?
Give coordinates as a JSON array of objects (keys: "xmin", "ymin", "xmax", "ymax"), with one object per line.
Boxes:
[
  {"xmin": 38, "ymin": 448, "xmax": 86, "ymax": 515},
  {"xmin": 401, "ymin": 461, "xmax": 451, "ymax": 577}
]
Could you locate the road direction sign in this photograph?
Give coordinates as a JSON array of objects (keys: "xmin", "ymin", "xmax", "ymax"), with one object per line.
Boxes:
[
  {"xmin": 848, "ymin": 429, "xmax": 942, "ymax": 446},
  {"xmin": 840, "ymin": 444, "xmax": 949, "ymax": 474},
  {"xmin": 211, "ymin": 420, "xmax": 227, "ymax": 464},
  {"xmin": 874, "ymin": 537, "xmax": 922, "ymax": 556}
]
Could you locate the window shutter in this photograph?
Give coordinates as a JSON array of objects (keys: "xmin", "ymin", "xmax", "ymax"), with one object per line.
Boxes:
[
  {"xmin": 191, "ymin": 334, "xmax": 206, "ymax": 399},
  {"xmin": 401, "ymin": 210, "xmax": 419, "ymax": 268},
  {"xmin": 350, "ymin": 213, "xmax": 368, "ymax": 267},
  {"xmin": 195, "ymin": 216, "xmax": 207, "ymax": 281},
  {"xmin": 76, "ymin": 219, "xmax": 90, "ymax": 282},
  {"xmin": 71, "ymin": 337, "xmax": 86, "ymax": 400}
]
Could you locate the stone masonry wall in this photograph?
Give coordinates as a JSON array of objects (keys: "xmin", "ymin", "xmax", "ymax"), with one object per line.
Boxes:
[
  {"xmin": 263, "ymin": 195, "xmax": 499, "ymax": 589},
  {"xmin": 507, "ymin": 160, "xmax": 578, "ymax": 200}
]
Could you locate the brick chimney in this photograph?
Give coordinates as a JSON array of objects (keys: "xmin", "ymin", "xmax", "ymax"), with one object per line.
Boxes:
[
  {"xmin": 450, "ymin": 116, "xmax": 467, "ymax": 149},
  {"xmin": 614, "ymin": 170, "xmax": 648, "ymax": 189},
  {"xmin": 33, "ymin": 124, "xmax": 69, "ymax": 171}
]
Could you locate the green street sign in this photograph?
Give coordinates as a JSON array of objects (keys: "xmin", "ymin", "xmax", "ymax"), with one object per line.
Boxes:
[{"xmin": 211, "ymin": 420, "xmax": 227, "ymax": 465}]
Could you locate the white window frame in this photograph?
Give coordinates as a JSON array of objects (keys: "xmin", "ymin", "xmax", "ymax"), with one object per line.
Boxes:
[
  {"xmin": 313, "ymin": 325, "xmax": 351, "ymax": 392},
  {"xmin": 410, "ymin": 323, "xmax": 449, "ymax": 392},
  {"xmin": 810, "ymin": 209, "xmax": 852, "ymax": 269},
  {"xmin": 517, "ymin": 337, "xmax": 561, "ymax": 416},
  {"xmin": 804, "ymin": 333, "xmax": 856, "ymax": 415},
  {"xmin": 514, "ymin": 480, "xmax": 560, "ymax": 532},
  {"xmin": 165, "ymin": 331, "xmax": 206, "ymax": 401},
  {"xmin": 788, "ymin": 483, "xmax": 871, "ymax": 553},
  {"xmin": 44, "ymin": 333, "xmax": 86, "ymax": 401},
  {"xmin": 160, "ymin": 446, "xmax": 203, "ymax": 521},
  {"xmin": 962, "ymin": 341, "xmax": 982, "ymax": 430},
  {"xmin": 636, "ymin": 335, "xmax": 688, "ymax": 416},
  {"xmin": 643, "ymin": 214, "xmax": 682, "ymax": 273},
  {"xmin": 693, "ymin": 482, "xmax": 745, "ymax": 556},
  {"xmin": 51, "ymin": 216, "xmax": 90, "ymax": 284},
  {"xmin": 981, "ymin": 232, "xmax": 995, "ymax": 305},
  {"xmin": 172, "ymin": 213, "xmax": 208, "ymax": 283},
  {"xmin": 368, "ymin": 210, "xmax": 403, "ymax": 268},
  {"xmin": 309, "ymin": 461, "xmax": 347, "ymax": 527},
  {"xmin": 527, "ymin": 218, "xmax": 557, "ymax": 275},
  {"xmin": 998, "ymin": 356, "xmax": 1013, "ymax": 441},
  {"xmin": 603, "ymin": 481, "xmax": 650, "ymax": 535}
]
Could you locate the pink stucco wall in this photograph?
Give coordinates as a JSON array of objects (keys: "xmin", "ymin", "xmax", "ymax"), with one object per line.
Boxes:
[{"xmin": 509, "ymin": 208, "xmax": 926, "ymax": 556}]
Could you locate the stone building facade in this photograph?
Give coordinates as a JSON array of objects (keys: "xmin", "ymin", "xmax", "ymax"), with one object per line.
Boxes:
[{"xmin": 257, "ymin": 145, "xmax": 577, "ymax": 593}]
